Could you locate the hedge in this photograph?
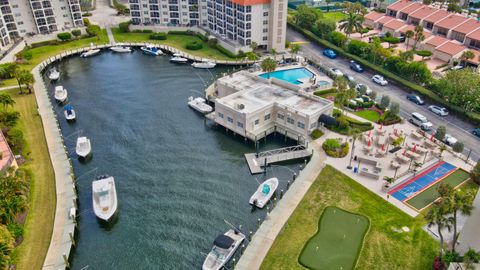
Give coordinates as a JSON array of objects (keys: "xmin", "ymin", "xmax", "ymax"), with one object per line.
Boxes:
[
  {"xmin": 57, "ymin": 32, "xmax": 72, "ymax": 41},
  {"xmin": 168, "ymin": 30, "xmax": 195, "ymax": 35},
  {"xmin": 30, "ymin": 39, "xmax": 59, "ymax": 48},
  {"xmin": 186, "ymin": 40, "xmax": 203, "ymax": 50},
  {"xmin": 314, "ymin": 88, "xmax": 336, "ymax": 96},
  {"xmin": 287, "ymin": 21, "xmax": 480, "ymax": 125},
  {"xmin": 149, "ymin": 32, "xmax": 167, "ymax": 40}
]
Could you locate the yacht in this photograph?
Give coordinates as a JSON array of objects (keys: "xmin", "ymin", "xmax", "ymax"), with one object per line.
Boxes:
[
  {"xmin": 192, "ymin": 61, "xmax": 216, "ymax": 69},
  {"xmin": 202, "ymin": 229, "xmax": 245, "ymax": 270},
  {"xmin": 92, "ymin": 175, "xmax": 117, "ymax": 222},
  {"xmin": 187, "ymin": 96, "xmax": 213, "ymax": 114},
  {"xmin": 110, "ymin": 46, "xmax": 132, "ymax": 53},
  {"xmin": 170, "ymin": 53, "xmax": 188, "ymax": 63},
  {"xmin": 80, "ymin": 48, "xmax": 101, "ymax": 58},
  {"xmin": 63, "ymin": 105, "xmax": 76, "ymax": 121},
  {"xmin": 48, "ymin": 68, "xmax": 60, "ymax": 80},
  {"xmin": 140, "ymin": 45, "xmax": 163, "ymax": 56},
  {"xmin": 76, "ymin": 136, "xmax": 92, "ymax": 158},
  {"xmin": 249, "ymin": 177, "xmax": 279, "ymax": 209},
  {"xmin": 54, "ymin": 86, "xmax": 68, "ymax": 103}
]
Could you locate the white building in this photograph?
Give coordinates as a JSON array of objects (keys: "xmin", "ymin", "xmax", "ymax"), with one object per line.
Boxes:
[
  {"xmin": 0, "ymin": 0, "xmax": 83, "ymax": 48},
  {"xmin": 209, "ymin": 71, "xmax": 333, "ymax": 142},
  {"xmin": 128, "ymin": 0, "xmax": 287, "ymax": 52}
]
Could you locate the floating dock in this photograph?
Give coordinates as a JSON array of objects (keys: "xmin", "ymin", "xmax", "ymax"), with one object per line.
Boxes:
[{"xmin": 244, "ymin": 145, "xmax": 312, "ymax": 174}]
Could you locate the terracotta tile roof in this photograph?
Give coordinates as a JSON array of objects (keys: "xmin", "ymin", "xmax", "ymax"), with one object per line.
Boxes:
[
  {"xmin": 398, "ymin": 2, "xmax": 423, "ymax": 15},
  {"xmin": 365, "ymin": 11, "xmax": 385, "ymax": 22},
  {"xmin": 387, "ymin": 0, "xmax": 415, "ymax": 12},
  {"xmin": 231, "ymin": 0, "xmax": 269, "ymax": 5},
  {"xmin": 377, "ymin": 16, "xmax": 395, "ymax": 25},
  {"xmin": 426, "ymin": 35, "xmax": 449, "ymax": 47},
  {"xmin": 423, "ymin": 9, "xmax": 450, "ymax": 24},
  {"xmin": 467, "ymin": 28, "xmax": 480, "ymax": 41},
  {"xmin": 435, "ymin": 41, "xmax": 466, "ymax": 55},
  {"xmin": 383, "ymin": 19, "xmax": 407, "ymax": 30},
  {"xmin": 451, "ymin": 18, "xmax": 480, "ymax": 35},
  {"xmin": 408, "ymin": 6, "xmax": 439, "ymax": 20},
  {"xmin": 435, "ymin": 14, "xmax": 469, "ymax": 30}
]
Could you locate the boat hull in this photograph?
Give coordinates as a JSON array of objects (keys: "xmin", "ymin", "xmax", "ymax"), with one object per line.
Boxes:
[
  {"xmin": 110, "ymin": 46, "xmax": 132, "ymax": 53},
  {"xmin": 202, "ymin": 229, "xmax": 245, "ymax": 270},
  {"xmin": 141, "ymin": 47, "xmax": 162, "ymax": 56},
  {"xmin": 92, "ymin": 176, "xmax": 118, "ymax": 222},
  {"xmin": 192, "ymin": 62, "xmax": 216, "ymax": 69},
  {"xmin": 188, "ymin": 97, "xmax": 213, "ymax": 114},
  {"xmin": 81, "ymin": 49, "xmax": 101, "ymax": 58},
  {"xmin": 249, "ymin": 177, "xmax": 279, "ymax": 208}
]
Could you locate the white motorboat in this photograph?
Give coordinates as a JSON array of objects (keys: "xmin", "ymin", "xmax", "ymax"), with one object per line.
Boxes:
[
  {"xmin": 249, "ymin": 177, "xmax": 279, "ymax": 208},
  {"xmin": 54, "ymin": 86, "xmax": 68, "ymax": 103},
  {"xmin": 92, "ymin": 175, "xmax": 117, "ymax": 222},
  {"xmin": 188, "ymin": 96, "xmax": 213, "ymax": 114},
  {"xmin": 48, "ymin": 68, "xmax": 60, "ymax": 80},
  {"xmin": 202, "ymin": 229, "xmax": 245, "ymax": 270},
  {"xmin": 76, "ymin": 136, "xmax": 92, "ymax": 158},
  {"xmin": 140, "ymin": 45, "xmax": 163, "ymax": 56},
  {"xmin": 80, "ymin": 48, "xmax": 101, "ymax": 58},
  {"xmin": 110, "ymin": 46, "xmax": 132, "ymax": 53},
  {"xmin": 192, "ymin": 61, "xmax": 216, "ymax": 69},
  {"xmin": 63, "ymin": 105, "xmax": 76, "ymax": 121},
  {"xmin": 170, "ymin": 53, "xmax": 188, "ymax": 63}
]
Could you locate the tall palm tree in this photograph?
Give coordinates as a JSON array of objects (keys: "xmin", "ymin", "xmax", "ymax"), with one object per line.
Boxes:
[
  {"xmin": 426, "ymin": 202, "xmax": 451, "ymax": 257},
  {"xmin": 348, "ymin": 128, "xmax": 361, "ymax": 168},
  {"xmin": 339, "ymin": 12, "xmax": 364, "ymax": 37},
  {"xmin": 413, "ymin": 25, "xmax": 425, "ymax": 51},
  {"xmin": 0, "ymin": 93, "xmax": 15, "ymax": 111},
  {"xmin": 289, "ymin": 43, "xmax": 300, "ymax": 61},
  {"xmin": 260, "ymin": 57, "xmax": 277, "ymax": 78},
  {"xmin": 444, "ymin": 190, "xmax": 474, "ymax": 252},
  {"xmin": 405, "ymin": 30, "xmax": 414, "ymax": 51}
]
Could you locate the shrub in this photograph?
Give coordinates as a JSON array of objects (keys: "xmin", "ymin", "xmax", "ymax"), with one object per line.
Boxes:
[
  {"xmin": 310, "ymin": 129, "xmax": 324, "ymax": 139},
  {"xmin": 71, "ymin": 29, "xmax": 81, "ymax": 38},
  {"xmin": 185, "ymin": 40, "xmax": 203, "ymax": 50},
  {"xmin": 453, "ymin": 141, "xmax": 464, "ymax": 153},
  {"xmin": 215, "ymin": 44, "xmax": 241, "ymax": 58},
  {"xmin": 168, "ymin": 30, "xmax": 195, "ymax": 35},
  {"xmin": 327, "ymin": 31, "xmax": 347, "ymax": 48},
  {"xmin": 86, "ymin": 24, "xmax": 100, "ymax": 36},
  {"xmin": 362, "ymin": 101, "xmax": 375, "ymax": 108},
  {"xmin": 57, "ymin": 32, "xmax": 72, "ymax": 41},
  {"xmin": 472, "ymin": 161, "xmax": 480, "ymax": 185},
  {"xmin": 379, "ymin": 111, "xmax": 401, "ymax": 125},
  {"xmin": 314, "ymin": 88, "xmax": 336, "ymax": 96},
  {"xmin": 380, "ymin": 95, "xmax": 390, "ymax": 109},
  {"xmin": 435, "ymin": 126, "xmax": 446, "ymax": 140},
  {"xmin": 149, "ymin": 32, "xmax": 167, "ymax": 40},
  {"xmin": 119, "ymin": 22, "xmax": 130, "ymax": 33},
  {"xmin": 142, "ymin": 29, "xmax": 153, "ymax": 33},
  {"xmin": 30, "ymin": 39, "xmax": 58, "ymax": 48},
  {"xmin": 83, "ymin": 18, "xmax": 91, "ymax": 26},
  {"xmin": 15, "ymin": 50, "xmax": 32, "ymax": 61},
  {"xmin": 322, "ymin": 139, "xmax": 349, "ymax": 158},
  {"xmin": 208, "ymin": 38, "xmax": 218, "ymax": 47},
  {"xmin": 7, "ymin": 222, "xmax": 23, "ymax": 240},
  {"xmin": 7, "ymin": 128, "xmax": 24, "ymax": 154}
]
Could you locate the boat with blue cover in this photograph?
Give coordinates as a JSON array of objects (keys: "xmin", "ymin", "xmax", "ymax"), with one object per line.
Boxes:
[
  {"xmin": 63, "ymin": 105, "xmax": 76, "ymax": 121},
  {"xmin": 140, "ymin": 45, "xmax": 163, "ymax": 56},
  {"xmin": 249, "ymin": 177, "xmax": 278, "ymax": 208}
]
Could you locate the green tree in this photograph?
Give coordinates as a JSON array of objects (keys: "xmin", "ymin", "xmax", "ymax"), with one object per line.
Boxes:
[
  {"xmin": 260, "ymin": 57, "xmax": 277, "ymax": 76},
  {"xmin": 452, "ymin": 141, "xmax": 464, "ymax": 153},
  {"xmin": 71, "ymin": 29, "xmax": 81, "ymax": 38},
  {"xmin": 314, "ymin": 19, "xmax": 336, "ymax": 39},
  {"xmin": 370, "ymin": 91, "xmax": 377, "ymax": 100},
  {"xmin": 434, "ymin": 69, "xmax": 480, "ymax": 112},
  {"xmin": 15, "ymin": 70, "xmax": 34, "ymax": 94},
  {"xmin": 399, "ymin": 50, "xmax": 414, "ymax": 62},
  {"xmin": 460, "ymin": 50, "xmax": 475, "ymax": 65},
  {"xmin": 389, "ymin": 102, "xmax": 400, "ymax": 115},
  {"xmin": 250, "ymin": 41, "xmax": 258, "ymax": 52},
  {"xmin": 405, "ymin": 30, "xmax": 414, "ymax": 51},
  {"xmin": 447, "ymin": 3, "xmax": 462, "ymax": 13},
  {"xmin": 415, "ymin": 50, "xmax": 433, "ymax": 60},
  {"xmin": 413, "ymin": 25, "xmax": 425, "ymax": 51},
  {"xmin": 289, "ymin": 43, "xmax": 301, "ymax": 60},
  {"xmin": 383, "ymin": 36, "xmax": 400, "ymax": 48},
  {"xmin": 435, "ymin": 126, "xmax": 447, "ymax": 141},
  {"xmin": 380, "ymin": 95, "xmax": 390, "ymax": 109},
  {"xmin": 328, "ymin": 31, "xmax": 348, "ymax": 48},
  {"xmin": 339, "ymin": 12, "xmax": 364, "ymax": 37},
  {"xmin": 57, "ymin": 32, "xmax": 72, "ymax": 41},
  {"xmin": 294, "ymin": 5, "xmax": 318, "ymax": 29},
  {"xmin": 119, "ymin": 21, "xmax": 130, "ymax": 33},
  {"xmin": 0, "ymin": 93, "xmax": 14, "ymax": 111},
  {"xmin": 443, "ymin": 190, "xmax": 474, "ymax": 252},
  {"xmin": 425, "ymin": 202, "xmax": 451, "ymax": 257}
]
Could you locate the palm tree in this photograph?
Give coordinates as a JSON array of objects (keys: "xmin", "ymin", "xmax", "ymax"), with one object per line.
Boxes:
[
  {"xmin": 426, "ymin": 202, "xmax": 451, "ymax": 258},
  {"xmin": 289, "ymin": 43, "xmax": 300, "ymax": 61},
  {"xmin": 405, "ymin": 30, "xmax": 414, "ymax": 51},
  {"xmin": 260, "ymin": 57, "xmax": 277, "ymax": 78},
  {"xmin": 444, "ymin": 190, "xmax": 475, "ymax": 252},
  {"xmin": 463, "ymin": 248, "xmax": 480, "ymax": 270},
  {"xmin": 270, "ymin": 48, "xmax": 277, "ymax": 60},
  {"xmin": 339, "ymin": 12, "xmax": 364, "ymax": 37},
  {"xmin": 412, "ymin": 25, "xmax": 425, "ymax": 51},
  {"xmin": 250, "ymin": 41, "xmax": 258, "ymax": 52},
  {"xmin": 460, "ymin": 50, "xmax": 475, "ymax": 65},
  {"xmin": 348, "ymin": 128, "xmax": 361, "ymax": 168},
  {"xmin": 0, "ymin": 93, "xmax": 14, "ymax": 111},
  {"xmin": 15, "ymin": 70, "xmax": 35, "ymax": 94},
  {"xmin": 439, "ymin": 144, "xmax": 447, "ymax": 158}
]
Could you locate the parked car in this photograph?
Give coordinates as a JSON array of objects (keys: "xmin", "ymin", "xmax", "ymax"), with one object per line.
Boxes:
[
  {"xmin": 343, "ymin": 74, "xmax": 355, "ymax": 83},
  {"xmin": 372, "ymin": 75, "xmax": 388, "ymax": 86},
  {"xmin": 330, "ymin": 68, "xmax": 343, "ymax": 77},
  {"xmin": 428, "ymin": 105, "xmax": 449, "ymax": 116},
  {"xmin": 443, "ymin": 134, "xmax": 458, "ymax": 146},
  {"xmin": 451, "ymin": 65, "xmax": 464, "ymax": 70},
  {"xmin": 406, "ymin": 94, "xmax": 425, "ymax": 105},
  {"xmin": 398, "ymin": 35, "xmax": 406, "ymax": 42},
  {"xmin": 355, "ymin": 83, "xmax": 372, "ymax": 95},
  {"xmin": 349, "ymin": 60, "xmax": 364, "ymax": 72},
  {"xmin": 473, "ymin": 128, "xmax": 480, "ymax": 138},
  {"xmin": 323, "ymin": 49, "xmax": 337, "ymax": 59},
  {"xmin": 409, "ymin": 112, "xmax": 433, "ymax": 131}
]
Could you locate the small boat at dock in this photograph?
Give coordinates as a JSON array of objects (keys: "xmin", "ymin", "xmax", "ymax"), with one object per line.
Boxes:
[
  {"xmin": 80, "ymin": 48, "xmax": 101, "ymax": 58},
  {"xmin": 48, "ymin": 68, "xmax": 60, "ymax": 80},
  {"xmin": 76, "ymin": 136, "xmax": 92, "ymax": 158},
  {"xmin": 202, "ymin": 229, "xmax": 245, "ymax": 270},
  {"xmin": 140, "ymin": 45, "xmax": 163, "ymax": 56},
  {"xmin": 110, "ymin": 46, "xmax": 132, "ymax": 53},
  {"xmin": 249, "ymin": 177, "xmax": 278, "ymax": 208},
  {"xmin": 54, "ymin": 86, "xmax": 68, "ymax": 103},
  {"xmin": 188, "ymin": 96, "xmax": 213, "ymax": 114},
  {"xmin": 192, "ymin": 61, "xmax": 216, "ymax": 69},
  {"xmin": 92, "ymin": 175, "xmax": 117, "ymax": 222},
  {"xmin": 63, "ymin": 105, "xmax": 76, "ymax": 121},
  {"xmin": 170, "ymin": 53, "xmax": 188, "ymax": 63}
]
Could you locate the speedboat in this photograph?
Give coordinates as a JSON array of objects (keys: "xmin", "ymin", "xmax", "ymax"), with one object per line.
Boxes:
[
  {"xmin": 54, "ymin": 86, "xmax": 68, "ymax": 103},
  {"xmin": 249, "ymin": 177, "xmax": 279, "ymax": 209},
  {"xmin": 76, "ymin": 136, "xmax": 92, "ymax": 158},
  {"xmin": 202, "ymin": 229, "xmax": 245, "ymax": 270},
  {"xmin": 188, "ymin": 96, "xmax": 213, "ymax": 114},
  {"xmin": 48, "ymin": 68, "xmax": 60, "ymax": 80},
  {"xmin": 192, "ymin": 61, "xmax": 216, "ymax": 69},
  {"xmin": 170, "ymin": 53, "xmax": 188, "ymax": 63},
  {"xmin": 63, "ymin": 105, "xmax": 76, "ymax": 121},
  {"xmin": 80, "ymin": 48, "xmax": 101, "ymax": 58},
  {"xmin": 92, "ymin": 175, "xmax": 117, "ymax": 222},
  {"xmin": 140, "ymin": 45, "xmax": 163, "ymax": 56},
  {"xmin": 110, "ymin": 46, "xmax": 132, "ymax": 53}
]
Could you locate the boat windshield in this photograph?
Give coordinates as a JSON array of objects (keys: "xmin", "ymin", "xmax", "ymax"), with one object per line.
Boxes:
[{"xmin": 211, "ymin": 247, "xmax": 226, "ymax": 260}]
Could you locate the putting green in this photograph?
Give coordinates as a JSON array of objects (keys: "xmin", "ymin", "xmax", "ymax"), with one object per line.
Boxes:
[
  {"xmin": 406, "ymin": 169, "xmax": 471, "ymax": 211},
  {"xmin": 298, "ymin": 206, "xmax": 370, "ymax": 270}
]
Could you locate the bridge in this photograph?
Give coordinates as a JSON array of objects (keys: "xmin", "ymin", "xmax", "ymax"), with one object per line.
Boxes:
[{"xmin": 244, "ymin": 145, "xmax": 312, "ymax": 174}]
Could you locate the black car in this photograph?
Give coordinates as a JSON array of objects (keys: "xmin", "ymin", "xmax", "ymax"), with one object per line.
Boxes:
[
  {"xmin": 406, "ymin": 94, "xmax": 425, "ymax": 105},
  {"xmin": 349, "ymin": 60, "xmax": 364, "ymax": 72},
  {"xmin": 399, "ymin": 35, "xmax": 406, "ymax": 42}
]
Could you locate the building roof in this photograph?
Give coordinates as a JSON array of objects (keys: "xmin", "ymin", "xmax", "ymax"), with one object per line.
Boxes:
[
  {"xmin": 399, "ymin": 24, "xmax": 415, "ymax": 34},
  {"xmin": 377, "ymin": 16, "xmax": 395, "ymax": 25},
  {"xmin": 231, "ymin": 0, "xmax": 270, "ymax": 5},
  {"xmin": 457, "ymin": 192, "xmax": 480, "ymax": 254},
  {"xmin": 466, "ymin": 27, "xmax": 480, "ymax": 41},
  {"xmin": 451, "ymin": 19, "xmax": 480, "ymax": 35},
  {"xmin": 398, "ymin": 2, "xmax": 423, "ymax": 15},
  {"xmin": 365, "ymin": 11, "xmax": 385, "ymax": 22},
  {"xmin": 426, "ymin": 35, "xmax": 449, "ymax": 47},
  {"xmin": 423, "ymin": 9, "xmax": 450, "ymax": 24},
  {"xmin": 435, "ymin": 14, "xmax": 469, "ymax": 30},
  {"xmin": 387, "ymin": 0, "xmax": 415, "ymax": 12},
  {"xmin": 409, "ymin": 6, "xmax": 439, "ymax": 20},
  {"xmin": 383, "ymin": 19, "xmax": 407, "ymax": 30},
  {"xmin": 435, "ymin": 41, "xmax": 466, "ymax": 55}
]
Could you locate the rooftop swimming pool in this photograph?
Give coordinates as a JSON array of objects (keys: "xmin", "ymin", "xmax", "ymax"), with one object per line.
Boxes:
[{"xmin": 260, "ymin": 67, "xmax": 314, "ymax": 85}]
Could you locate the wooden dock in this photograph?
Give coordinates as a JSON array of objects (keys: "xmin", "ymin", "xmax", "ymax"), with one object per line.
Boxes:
[{"xmin": 244, "ymin": 145, "xmax": 312, "ymax": 174}]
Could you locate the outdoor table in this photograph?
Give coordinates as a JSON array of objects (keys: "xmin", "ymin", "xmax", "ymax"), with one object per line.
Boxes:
[
  {"xmin": 406, "ymin": 150, "xmax": 420, "ymax": 159},
  {"xmin": 411, "ymin": 132, "xmax": 423, "ymax": 140},
  {"xmin": 415, "ymin": 146, "xmax": 428, "ymax": 154},
  {"xmin": 389, "ymin": 134, "xmax": 399, "ymax": 142},
  {"xmin": 390, "ymin": 161, "xmax": 401, "ymax": 169},
  {"xmin": 424, "ymin": 139, "xmax": 437, "ymax": 148},
  {"xmin": 395, "ymin": 153, "xmax": 410, "ymax": 163}
]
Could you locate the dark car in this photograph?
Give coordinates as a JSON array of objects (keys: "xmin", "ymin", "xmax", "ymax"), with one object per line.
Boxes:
[
  {"xmin": 349, "ymin": 60, "xmax": 364, "ymax": 72},
  {"xmin": 473, "ymin": 128, "xmax": 480, "ymax": 138},
  {"xmin": 406, "ymin": 94, "xmax": 425, "ymax": 105},
  {"xmin": 323, "ymin": 49, "xmax": 337, "ymax": 59},
  {"xmin": 399, "ymin": 35, "xmax": 406, "ymax": 42}
]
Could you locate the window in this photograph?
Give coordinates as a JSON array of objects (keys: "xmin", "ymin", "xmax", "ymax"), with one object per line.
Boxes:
[
  {"xmin": 263, "ymin": 36, "xmax": 267, "ymax": 41},
  {"xmin": 287, "ymin": 117, "xmax": 294, "ymax": 124},
  {"xmin": 254, "ymin": 119, "xmax": 259, "ymax": 125},
  {"xmin": 227, "ymin": 117, "xmax": 233, "ymax": 123},
  {"xmin": 237, "ymin": 122, "xmax": 244, "ymax": 128},
  {"xmin": 310, "ymin": 122, "xmax": 317, "ymax": 129},
  {"xmin": 263, "ymin": 20, "xmax": 268, "ymax": 25},
  {"xmin": 218, "ymin": 112, "xmax": 224, "ymax": 118},
  {"xmin": 263, "ymin": 11, "xmax": 268, "ymax": 16},
  {"xmin": 264, "ymin": 113, "xmax": 270, "ymax": 121},
  {"xmin": 277, "ymin": 113, "xmax": 284, "ymax": 120},
  {"xmin": 297, "ymin": 122, "xmax": 305, "ymax": 129}
]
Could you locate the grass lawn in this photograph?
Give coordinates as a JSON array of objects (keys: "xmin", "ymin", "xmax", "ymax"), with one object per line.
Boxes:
[
  {"xmin": 354, "ymin": 110, "xmax": 381, "ymax": 123},
  {"xmin": 298, "ymin": 207, "xmax": 369, "ymax": 270},
  {"xmin": 111, "ymin": 28, "xmax": 236, "ymax": 60},
  {"xmin": 322, "ymin": 11, "xmax": 348, "ymax": 22},
  {"xmin": 406, "ymin": 169, "xmax": 472, "ymax": 211},
  {"xmin": 260, "ymin": 165, "xmax": 437, "ymax": 270},
  {"xmin": 6, "ymin": 89, "xmax": 56, "ymax": 270}
]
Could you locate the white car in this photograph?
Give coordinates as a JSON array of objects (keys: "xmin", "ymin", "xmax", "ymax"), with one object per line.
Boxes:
[
  {"xmin": 428, "ymin": 105, "xmax": 449, "ymax": 116},
  {"xmin": 355, "ymin": 83, "xmax": 372, "ymax": 95},
  {"xmin": 409, "ymin": 112, "xmax": 433, "ymax": 131},
  {"xmin": 444, "ymin": 134, "xmax": 458, "ymax": 146},
  {"xmin": 372, "ymin": 75, "xmax": 388, "ymax": 86},
  {"xmin": 330, "ymin": 68, "xmax": 343, "ymax": 77}
]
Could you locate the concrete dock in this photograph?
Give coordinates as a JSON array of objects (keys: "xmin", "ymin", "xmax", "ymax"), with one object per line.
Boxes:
[{"xmin": 244, "ymin": 145, "xmax": 312, "ymax": 174}]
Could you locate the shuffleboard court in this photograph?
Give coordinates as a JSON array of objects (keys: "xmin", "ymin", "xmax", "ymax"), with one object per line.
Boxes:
[
  {"xmin": 389, "ymin": 161, "xmax": 457, "ymax": 201},
  {"xmin": 298, "ymin": 207, "xmax": 369, "ymax": 270}
]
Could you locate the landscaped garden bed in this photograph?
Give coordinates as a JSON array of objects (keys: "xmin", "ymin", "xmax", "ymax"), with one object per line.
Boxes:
[{"xmin": 322, "ymin": 138, "xmax": 349, "ymax": 158}]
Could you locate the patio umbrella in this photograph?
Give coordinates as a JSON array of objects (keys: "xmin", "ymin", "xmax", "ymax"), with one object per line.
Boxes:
[
  {"xmin": 412, "ymin": 144, "xmax": 417, "ymax": 152},
  {"xmin": 381, "ymin": 144, "xmax": 385, "ymax": 151},
  {"xmin": 368, "ymin": 140, "xmax": 371, "ymax": 147},
  {"xmin": 430, "ymin": 133, "xmax": 435, "ymax": 141},
  {"xmin": 403, "ymin": 148, "xmax": 407, "ymax": 156}
]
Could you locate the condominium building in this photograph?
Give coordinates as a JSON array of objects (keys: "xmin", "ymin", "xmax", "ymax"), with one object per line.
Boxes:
[
  {"xmin": 0, "ymin": 0, "xmax": 83, "ymax": 48},
  {"xmin": 129, "ymin": 0, "xmax": 287, "ymax": 52}
]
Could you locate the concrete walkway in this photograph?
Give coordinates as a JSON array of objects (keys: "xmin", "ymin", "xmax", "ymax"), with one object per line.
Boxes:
[
  {"xmin": 236, "ymin": 140, "xmax": 326, "ymax": 270},
  {"xmin": 106, "ymin": 26, "xmax": 115, "ymax": 44}
]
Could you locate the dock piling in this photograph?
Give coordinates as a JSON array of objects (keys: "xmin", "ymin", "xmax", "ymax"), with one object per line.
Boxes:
[{"xmin": 280, "ymin": 189, "xmax": 284, "ymax": 199}]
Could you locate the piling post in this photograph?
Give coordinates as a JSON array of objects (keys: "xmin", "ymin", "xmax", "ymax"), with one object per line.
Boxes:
[
  {"xmin": 257, "ymin": 218, "xmax": 261, "ymax": 229},
  {"xmin": 69, "ymin": 232, "xmax": 75, "ymax": 246},
  {"xmin": 287, "ymin": 181, "xmax": 290, "ymax": 190},
  {"xmin": 273, "ymin": 197, "xmax": 277, "ymax": 208},
  {"xmin": 293, "ymin": 173, "xmax": 297, "ymax": 181},
  {"xmin": 249, "ymin": 231, "xmax": 253, "ymax": 241},
  {"xmin": 62, "ymin": 253, "xmax": 69, "ymax": 268},
  {"xmin": 280, "ymin": 189, "xmax": 284, "ymax": 199}
]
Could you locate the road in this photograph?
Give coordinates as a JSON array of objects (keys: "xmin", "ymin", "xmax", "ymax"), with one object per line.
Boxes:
[{"xmin": 286, "ymin": 28, "xmax": 480, "ymax": 162}]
